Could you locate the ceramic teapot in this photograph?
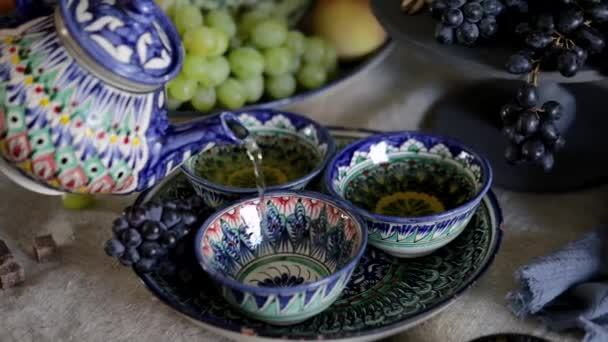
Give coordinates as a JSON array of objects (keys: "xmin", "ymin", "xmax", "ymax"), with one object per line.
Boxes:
[{"xmin": 0, "ymin": 0, "xmax": 250, "ymax": 195}]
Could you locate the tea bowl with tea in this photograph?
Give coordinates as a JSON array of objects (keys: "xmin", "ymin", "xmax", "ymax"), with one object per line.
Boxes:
[
  {"xmin": 324, "ymin": 131, "xmax": 492, "ymax": 258},
  {"xmin": 194, "ymin": 190, "xmax": 367, "ymax": 325},
  {"xmin": 181, "ymin": 109, "xmax": 335, "ymax": 208}
]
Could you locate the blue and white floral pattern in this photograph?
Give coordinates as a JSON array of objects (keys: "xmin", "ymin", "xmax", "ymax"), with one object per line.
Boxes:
[
  {"xmin": 324, "ymin": 131, "xmax": 492, "ymax": 258},
  {"xmin": 195, "ymin": 191, "xmax": 367, "ymax": 325}
]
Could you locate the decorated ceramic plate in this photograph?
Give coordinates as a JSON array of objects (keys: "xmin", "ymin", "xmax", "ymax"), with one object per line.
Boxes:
[{"xmin": 133, "ymin": 127, "xmax": 504, "ymax": 342}]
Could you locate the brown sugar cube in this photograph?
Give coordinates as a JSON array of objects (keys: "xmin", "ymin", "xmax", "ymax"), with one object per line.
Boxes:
[
  {"xmin": 0, "ymin": 239, "xmax": 12, "ymax": 265},
  {"xmin": 0, "ymin": 262, "xmax": 24, "ymax": 289},
  {"xmin": 33, "ymin": 234, "xmax": 57, "ymax": 263}
]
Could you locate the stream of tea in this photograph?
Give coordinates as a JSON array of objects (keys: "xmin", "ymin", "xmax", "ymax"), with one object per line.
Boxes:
[{"xmin": 243, "ymin": 136, "xmax": 267, "ymax": 218}]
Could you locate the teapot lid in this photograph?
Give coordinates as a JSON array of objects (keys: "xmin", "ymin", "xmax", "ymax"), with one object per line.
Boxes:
[{"xmin": 58, "ymin": 0, "xmax": 183, "ymax": 91}]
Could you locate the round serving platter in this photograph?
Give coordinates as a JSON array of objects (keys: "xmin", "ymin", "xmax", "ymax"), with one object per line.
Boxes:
[{"xmin": 132, "ymin": 127, "xmax": 504, "ymax": 341}]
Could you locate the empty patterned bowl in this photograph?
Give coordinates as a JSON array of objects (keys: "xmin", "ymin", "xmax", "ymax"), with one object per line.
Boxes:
[
  {"xmin": 181, "ymin": 109, "xmax": 335, "ymax": 208},
  {"xmin": 324, "ymin": 131, "xmax": 492, "ymax": 258},
  {"xmin": 194, "ymin": 190, "xmax": 367, "ymax": 325}
]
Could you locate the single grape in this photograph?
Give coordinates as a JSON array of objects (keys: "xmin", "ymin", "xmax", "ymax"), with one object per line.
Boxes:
[
  {"xmin": 517, "ymin": 110, "xmax": 540, "ymax": 135},
  {"xmin": 502, "ymin": 125, "xmax": 516, "ymax": 138},
  {"xmin": 266, "ymin": 73, "xmax": 296, "ymax": 99},
  {"xmin": 182, "ymin": 55, "xmax": 208, "ymax": 81},
  {"xmin": 167, "ymin": 98, "xmax": 183, "ymax": 111},
  {"xmin": 251, "ymin": 18, "xmax": 288, "ymax": 49},
  {"xmin": 112, "ymin": 217, "xmax": 129, "ymax": 235},
  {"xmin": 521, "ymin": 139, "xmax": 545, "ymax": 161},
  {"xmin": 540, "ymin": 120, "xmax": 559, "ymax": 142},
  {"xmin": 198, "ymin": 56, "xmax": 230, "ymax": 88},
  {"xmin": 191, "ymin": 86, "xmax": 216, "ymax": 112},
  {"xmin": 463, "ymin": 2, "xmax": 483, "ymax": 22},
  {"xmin": 228, "ymin": 47, "xmax": 265, "ymax": 79},
  {"xmin": 483, "ymin": 0, "xmax": 503, "ymax": 16},
  {"xmin": 121, "ymin": 229, "xmax": 142, "ymax": 248},
  {"xmin": 264, "ymin": 47, "xmax": 293, "ymax": 76},
  {"xmin": 446, "ymin": 0, "xmax": 466, "ymax": 8},
  {"xmin": 431, "ymin": 0, "xmax": 448, "ymax": 19},
  {"xmin": 141, "ymin": 221, "xmax": 162, "ymax": 240},
  {"xmin": 557, "ymin": 9, "xmax": 584, "ymax": 33},
  {"xmin": 104, "ymin": 238, "xmax": 125, "ymax": 257},
  {"xmin": 536, "ymin": 13, "xmax": 555, "ymax": 32},
  {"xmin": 217, "ymin": 78, "xmax": 247, "ymax": 110},
  {"xmin": 174, "ymin": 5, "xmax": 203, "ymax": 36},
  {"xmin": 557, "ymin": 50, "xmax": 578, "ymax": 77},
  {"xmin": 572, "ymin": 46, "xmax": 588, "ymax": 66},
  {"xmin": 456, "ymin": 22, "xmax": 479, "ymax": 45},
  {"xmin": 240, "ymin": 76, "xmax": 264, "ymax": 103},
  {"xmin": 160, "ymin": 231, "xmax": 178, "ymax": 249},
  {"xmin": 172, "ymin": 223, "xmax": 191, "ymax": 238},
  {"xmin": 574, "ymin": 26, "xmax": 605, "ymax": 54},
  {"xmin": 285, "ymin": 31, "xmax": 306, "ymax": 56},
  {"xmin": 139, "ymin": 241, "xmax": 162, "ymax": 259},
  {"xmin": 435, "ymin": 24, "xmax": 455, "ymax": 44},
  {"xmin": 238, "ymin": 10, "xmax": 269, "ymax": 37},
  {"xmin": 209, "ymin": 28, "xmax": 229, "ymax": 56},
  {"xmin": 504, "ymin": 143, "xmax": 521, "ymax": 164},
  {"xmin": 62, "ymin": 194, "xmax": 95, "ymax": 210},
  {"xmin": 183, "ymin": 26, "xmax": 218, "ymax": 57},
  {"xmin": 537, "ymin": 151, "xmax": 555, "ymax": 172},
  {"xmin": 442, "ymin": 8, "xmax": 464, "ymax": 27},
  {"xmin": 525, "ymin": 31, "xmax": 553, "ymax": 49},
  {"xmin": 516, "ymin": 84, "xmax": 538, "ymax": 108},
  {"xmin": 303, "ymin": 37, "xmax": 327, "ymax": 65},
  {"xmin": 506, "ymin": 53, "xmax": 533, "ymax": 74},
  {"xmin": 297, "ymin": 64, "xmax": 327, "ymax": 90},
  {"xmin": 143, "ymin": 201, "xmax": 163, "ymax": 221},
  {"xmin": 119, "ymin": 248, "xmax": 140, "ymax": 266},
  {"xmin": 206, "ymin": 10, "xmax": 237, "ymax": 37},
  {"xmin": 500, "ymin": 102, "xmax": 521, "ymax": 124},
  {"xmin": 181, "ymin": 211, "xmax": 198, "ymax": 226},
  {"xmin": 479, "ymin": 16, "xmax": 498, "ymax": 38},
  {"xmin": 168, "ymin": 76, "xmax": 197, "ymax": 101},
  {"xmin": 541, "ymin": 101, "xmax": 562, "ymax": 120},
  {"xmin": 126, "ymin": 207, "xmax": 147, "ymax": 228},
  {"xmin": 161, "ymin": 208, "xmax": 181, "ymax": 228},
  {"xmin": 588, "ymin": 4, "xmax": 608, "ymax": 23},
  {"xmin": 135, "ymin": 258, "xmax": 157, "ymax": 273}
]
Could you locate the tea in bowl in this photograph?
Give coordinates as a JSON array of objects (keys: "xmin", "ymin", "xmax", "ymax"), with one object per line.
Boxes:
[
  {"xmin": 324, "ymin": 131, "xmax": 492, "ymax": 258},
  {"xmin": 194, "ymin": 191, "xmax": 367, "ymax": 325},
  {"xmin": 181, "ymin": 109, "xmax": 335, "ymax": 208}
]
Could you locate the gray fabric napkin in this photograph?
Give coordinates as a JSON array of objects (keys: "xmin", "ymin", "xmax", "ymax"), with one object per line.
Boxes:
[{"xmin": 507, "ymin": 224, "xmax": 608, "ymax": 342}]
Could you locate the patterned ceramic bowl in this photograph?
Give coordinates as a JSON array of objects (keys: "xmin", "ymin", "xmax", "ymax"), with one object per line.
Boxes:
[
  {"xmin": 181, "ymin": 109, "xmax": 335, "ymax": 208},
  {"xmin": 324, "ymin": 131, "xmax": 492, "ymax": 258},
  {"xmin": 194, "ymin": 190, "xmax": 367, "ymax": 325}
]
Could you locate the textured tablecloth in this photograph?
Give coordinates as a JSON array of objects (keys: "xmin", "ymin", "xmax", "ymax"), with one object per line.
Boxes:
[{"xmin": 1, "ymin": 46, "xmax": 607, "ymax": 342}]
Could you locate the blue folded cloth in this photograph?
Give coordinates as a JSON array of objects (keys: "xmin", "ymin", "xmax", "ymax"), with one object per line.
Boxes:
[{"xmin": 507, "ymin": 224, "xmax": 608, "ymax": 342}]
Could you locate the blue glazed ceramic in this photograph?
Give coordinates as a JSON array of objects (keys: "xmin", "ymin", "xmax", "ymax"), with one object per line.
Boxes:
[
  {"xmin": 0, "ymin": 2, "xmax": 271, "ymax": 196},
  {"xmin": 324, "ymin": 131, "xmax": 492, "ymax": 258},
  {"xmin": 181, "ymin": 109, "xmax": 336, "ymax": 208},
  {"xmin": 132, "ymin": 147, "xmax": 503, "ymax": 341},
  {"xmin": 194, "ymin": 190, "xmax": 367, "ymax": 325}
]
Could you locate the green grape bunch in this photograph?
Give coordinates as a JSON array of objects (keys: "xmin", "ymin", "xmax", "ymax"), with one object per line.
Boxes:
[{"xmin": 162, "ymin": 0, "xmax": 339, "ymax": 112}]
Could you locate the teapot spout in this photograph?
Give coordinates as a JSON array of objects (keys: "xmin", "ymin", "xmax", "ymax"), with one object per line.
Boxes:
[{"xmin": 140, "ymin": 112, "xmax": 250, "ymax": 190}]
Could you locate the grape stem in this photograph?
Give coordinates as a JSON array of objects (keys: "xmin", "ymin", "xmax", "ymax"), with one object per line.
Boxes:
[{"xmin": 527, "ymin": 63, "xmax": 541, "ymax": 87}]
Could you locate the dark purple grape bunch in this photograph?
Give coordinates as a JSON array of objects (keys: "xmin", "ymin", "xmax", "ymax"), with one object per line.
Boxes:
[
  {"xmin": 431, "ymin": 0, "xmax": 505, "ymax": 46},
  {"xmin": 104, "ymin": 196, "xmax": 207, "ymax": 274},
  {"xmin": 506, "ymin": 1, "xmax": 607, "ymax": 78},
  {"xmin": 501, "ymin": 83, "xmax": 566, "ymax": 171}
]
